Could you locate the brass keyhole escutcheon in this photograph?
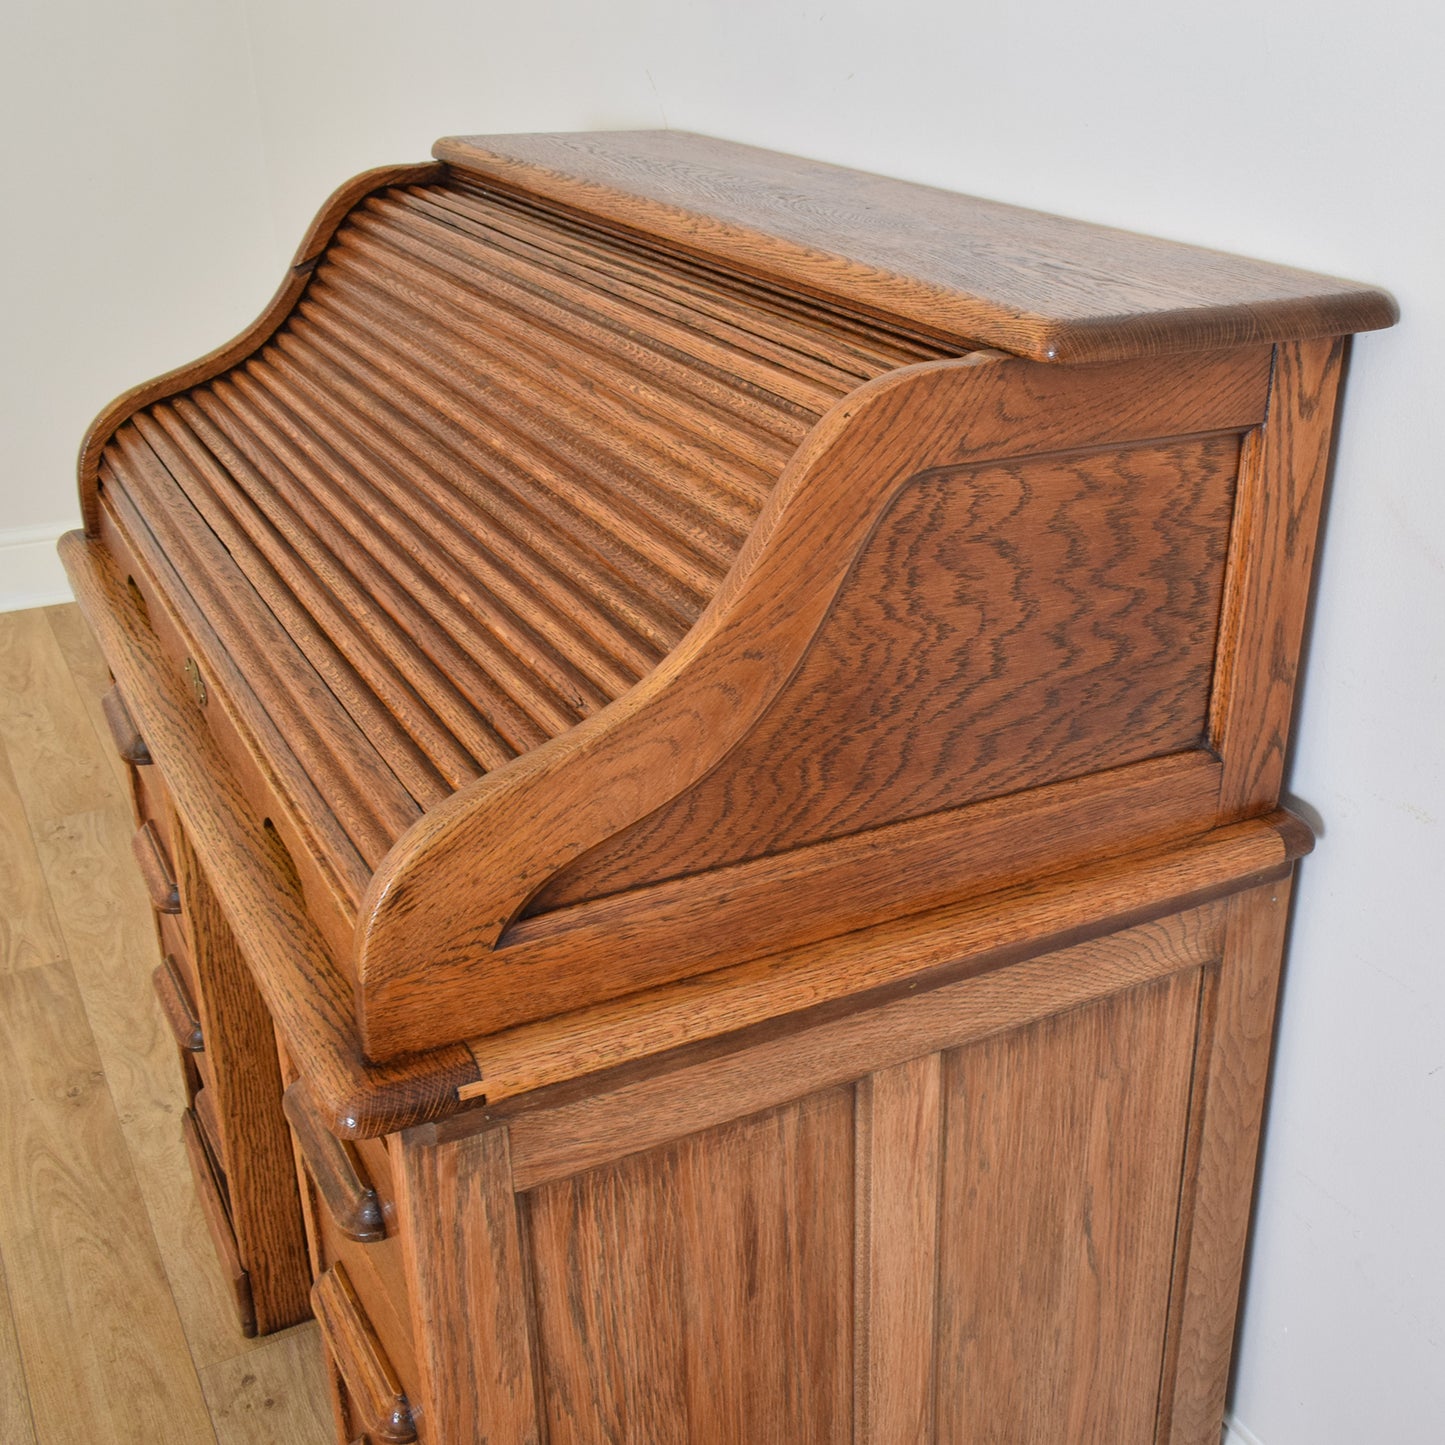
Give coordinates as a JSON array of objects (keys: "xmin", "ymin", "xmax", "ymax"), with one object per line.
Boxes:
[{"xmin": 183, "ymin": 657, "xmax": 207, "ymax": 707}]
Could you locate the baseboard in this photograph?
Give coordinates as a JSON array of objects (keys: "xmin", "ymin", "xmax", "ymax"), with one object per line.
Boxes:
[
  {"xmin": 1224, "ymin": 1415, "xmax": 1265, "ymax": 1445},
  {"xmin": 0, "ymin": 523, "xmax": 76, "ymax": 612}
]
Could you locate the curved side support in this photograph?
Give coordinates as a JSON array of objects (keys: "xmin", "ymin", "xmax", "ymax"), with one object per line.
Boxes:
[
  {"xmin": 76, "ymin": 160, "xmax": 443, "ymax": 533},
  {"xmin": 356, "ymin": 342, "xmax": 1274, "ymax": 1059}
]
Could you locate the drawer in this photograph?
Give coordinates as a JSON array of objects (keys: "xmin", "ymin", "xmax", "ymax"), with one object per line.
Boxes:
[
  {"xmin": 182, "ymin": 1107, "xmax": 255, "ymax": 1337},
  {"xmin": 157, "ymin": 910, "xmax": 201, "ymax": 1023},
  {"xmin": 131, "ymin": 818, "xmax": 180, "ymax": 915},
  {"xmin": 286, "ymin": 1085, "xmax": 417, "ymax": 1398},
  {"xmin": 312, "ymin": 1263, "xmax": 416, "ymax": 1445},
  {"xmin": 131, "ymin": 757, "xmax": 174, "ymax": 858},
  {"xmin": 152, "ymin": 951, "xmax": 204, "ymax": 1055},
  {"xmin": 100, "ymin": 684, "xmax": 151, "ymax": 767}
]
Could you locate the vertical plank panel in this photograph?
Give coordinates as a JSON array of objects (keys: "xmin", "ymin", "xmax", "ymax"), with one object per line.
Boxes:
[
  {"xmin": 934, "ymin": 969, "xmax": 1203, "ymax": 1445},
  {"xmin": 395, "ymin": 1123, "xmax": 543, "ymax": 1444},
  {"xmin": 1159, "ymin": 882, "xmax": 1292, "ymax": 1445},
  {"xmin": 171, "ymin": 818, "xmax": 313, "ymax": 1334},
  {"xmin": 527, "ymin": 1145, "xmax": 688, "ymax": 1445},
  {"xmin": 853, "ymin": 1053, "xmax": 942, "ymax": 1445},
  {"xmin": 525, "ymin": 1088, "xmax": 854, "ymax": 1443}
]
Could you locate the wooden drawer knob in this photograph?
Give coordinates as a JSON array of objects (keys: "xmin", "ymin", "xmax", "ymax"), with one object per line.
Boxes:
[
  {"xmin": 312, "ymin": 1263, "xmax": 415, "ymax": 1443},
  {"xmin": 151, "ymin": 955, "xmax": 203, "ymax": 1052},
  {"xmin": 131, "ymin": 819, "xmax": 180, "ymax": 914},
  {"xmin": 284, "ymin": 1081, "xmax": 385, "ymax": 1244},
  {"xmin": 100, "ymin": 685, "xmax": 151, "ymax": 765}
]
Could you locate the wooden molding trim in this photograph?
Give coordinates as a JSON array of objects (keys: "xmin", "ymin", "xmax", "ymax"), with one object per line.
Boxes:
[{"xmin": 435, "ymin": 130, "xmax": 1397, "ymax": 362}]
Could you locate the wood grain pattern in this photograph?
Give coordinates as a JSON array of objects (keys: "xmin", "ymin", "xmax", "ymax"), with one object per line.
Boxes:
[
  {"xmin": 0, "ymin": 1251, "xmax": 37, "ymax": 1445},
  {"xmin": 933, "ymin": 969, "xmax": 1203, "ymax": 1444},
  {"xmin": 60, "ymin": 533, "xmax": 483, "ymax": 1136},
  {"xmin": 523, "ymin": 749, "xmax": 1224, "ymax": 955},
  {"xmin": 170, "ymin": 810, "xmax": 314, "ymax": 1334},
  {"xmin": 434, "ymin": 131, "xmax": 1396, "ymax": 361},
  {"xmin": 853, "ymin": 1055, "xmax": 942, "ymax": 1445},
  {"xmin": 0, "ymin": 741, "xmax": 65, "ymax": 975},
  {"xmin": 0, "ymin": 608, "xmax": 117, "ymax": 823},
  {"xmin": 43, "ymin": 603, "xmax": 133, "ymax": 797},
  {"xmin": 1159, "ymin": 881, "xmax": 1293, "ymax": 1445},
  {"xmin": 312, "ymin": 1264, "xmax": 415, "ymax": 1444},
  {"xmin": 1212, "ymin": 338, "xmax": 1345, "ymax": 816},
  {"xmin": 562, "ymin": 433, "xmax": 1241, "ymax": 889},
  {"xmin": 0, "ymin": 962, "xmax": 214, "ymax": 1440},
  {"xmin": 525, "ymin": 1088, "xmax": 854, "ymax": 1443},
  {"xmin": 395, "ymin": 1125, "xmax": 541, "ymax": 1445},
  {"xmin": 492, "ymin": 904, "xmax": 1223, "ymax": 1190},
  {"xmin": 359, "ymin": 345, "xmax": 1271, "ymax": 1056},
  {"xmin": 198, "ymin": 1324, "xmax": 334, "ymax": 1445},
  {"xmin": 463, "ymin": 816, "xmax": 1295, "ymax": 1110}
]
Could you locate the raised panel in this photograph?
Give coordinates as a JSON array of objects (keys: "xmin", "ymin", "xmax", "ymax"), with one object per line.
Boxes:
[
  {"xmin": 550, "ymin": 433, "xmax": 1241, "ymax": 900},
  {"xmin": 525, "ymin": 1087, "xmax": 854, "ymax": 1444},
  {"xmin": 933, "ymin": 968, "xmax": 1203, "ymax": 1444}
]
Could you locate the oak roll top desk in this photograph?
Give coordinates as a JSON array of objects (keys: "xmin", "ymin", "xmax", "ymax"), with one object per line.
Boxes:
[{"xmin": 62, "ymin": 130, "xmax": 1395, "ymax": 1444}]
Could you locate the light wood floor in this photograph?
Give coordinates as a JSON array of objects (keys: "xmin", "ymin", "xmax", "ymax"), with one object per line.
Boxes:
[{"xmin": 0, "ymin": 603, "xmax": 330, "ymax": 1444}]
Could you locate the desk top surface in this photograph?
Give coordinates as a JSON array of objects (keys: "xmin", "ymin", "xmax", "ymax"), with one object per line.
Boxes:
[{"xmin": 436, "ymin": 129, "xmax": 1396, "ymax": 363}]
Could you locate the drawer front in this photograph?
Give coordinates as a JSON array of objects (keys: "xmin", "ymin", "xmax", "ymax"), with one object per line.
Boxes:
[
  {"xmin": 287, "ymin": 1084, "xmax": 417, "ymax": 1403},
  {"xmin": 312, "ymin": 1263, "xmax": 417, "ymax": 1445},
  {"xmin": 182, "ymin": 1108, "xmax": 255, "ymax": 1337}
]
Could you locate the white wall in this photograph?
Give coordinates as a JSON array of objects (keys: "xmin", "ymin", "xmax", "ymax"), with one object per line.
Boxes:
[
  {"xmin": 5, "ymin": 3, "xmax": 1442, "ymax": 1440},
  {"xmin": 0, "ymin": 0, "xmax": 275, "ymax": 604}
]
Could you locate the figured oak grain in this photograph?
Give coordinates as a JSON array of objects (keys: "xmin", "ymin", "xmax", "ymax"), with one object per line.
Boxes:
[
  {"xmin": 434, "ymin": 130, "xmax": 1397, "ymax": 361},
  {"xmin": 934, "ymin": 969, "xmax": 1202, "ymax": 1444}
]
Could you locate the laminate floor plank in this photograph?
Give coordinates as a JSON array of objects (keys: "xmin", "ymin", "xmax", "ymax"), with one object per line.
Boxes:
[
  {"xmin": 0, "ymin": 959, "xmax": 216, "ymax": 1443},
  {"xmin": 0, "ymin": 742, "xmax": 65, "ymax": 976},
  {"xmin": 0, "ymin": 608, "xmax": 116, "ymax": 825},
  {"xmin": 0, "ymin": 605, "xmax": 326, "ymax": 1442},
  {"xmin": 34, "ymin": 800, "xmax": 272, "ymax": 1371},
  {"xmin": 200, "ymin": 1323, "xmax": 332, "ymax": 1445},
  {"xmin": 42, "ymin": 602, "xmax": 131, "ymax": 798},
  {"xmin": 0, "ymin": 1249, "xmax": 38, "ymax": 1445}
]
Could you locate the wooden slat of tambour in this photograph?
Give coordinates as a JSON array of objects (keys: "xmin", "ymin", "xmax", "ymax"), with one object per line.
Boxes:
[
  {"xmin": 230, "ymin": 360, "xmax": 591, "ymax": 743},
  {"xmin": 268, "ymin": 322, "xmax": 662, "ymax": 688},
  {"xmin": 321, "ymin": 235, "xmax": 772, "ymax": 541},
  {"xmin": 447, "ymin": 182, "xmax": 927, "ymax": 380},
  {"xmin": 248, "ymin": 347, "xmax": 609, "ymax": 727},
  {"xmin": 135, "ymin": 411, "xmax": 457, "ymax": 808},
  {"xmin": 105, "ymin": 433, "xmax": 422, "ymax": 861},
  {"xmin": 445, "ymin": 177, "xmax": 951, "ymax": 370},
  {"xmin": 290, "ymin": 287, "xmax": 708, "ymax": 634},
  {"xmin": 334, "ymin": 217, "xmax": 787, "ymax": 521},
  {"xmin": 363, "ymin": 191, "xmax": 839, "ymax": 430},
  {"xmin": 98, "ymin": 465, "xmax": 384, "ymax": 892},
  {"xmin": 167, "ymin": 395, "xmax": 514, "ymax": 778},
  {"xmin": 264, "ymin": 331, "xmax": 639, "ymax": 705},
  {"xmin": 195, "ymin": 375, "xmax": 551, "ymax": 757},
  {"xmin": 407, "ymin": 184, "xmax": 881, "ymax": 393},
  {"xmin": 311, "ymin": 256, "xmax": 760, "ymax": 586},
  {"xmin": 300, "ymin": 276, "xmax": 733, "ymax": 600}
]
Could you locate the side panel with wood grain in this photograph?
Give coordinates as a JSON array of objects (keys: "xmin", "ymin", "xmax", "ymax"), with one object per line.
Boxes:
[{"xmin": 391, "ymin": 918, "xmax": 1231, "ymax": 1444}]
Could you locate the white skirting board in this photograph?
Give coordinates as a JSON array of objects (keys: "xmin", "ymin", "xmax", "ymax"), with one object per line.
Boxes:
[
  {"xmin": 1225, "ymin": 1416, "xmax": 1265, "ymax": 1445},
  {"xmin": 0, "ymin": 524, "xmax": 76, "ymax": 612}
]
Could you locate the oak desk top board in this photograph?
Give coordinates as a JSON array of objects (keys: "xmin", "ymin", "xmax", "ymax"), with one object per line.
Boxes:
[{"xmin": 63, "ymin": 130, "xmax": 1393, "ymax": 1134}]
